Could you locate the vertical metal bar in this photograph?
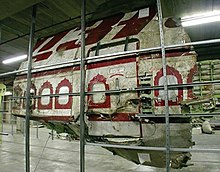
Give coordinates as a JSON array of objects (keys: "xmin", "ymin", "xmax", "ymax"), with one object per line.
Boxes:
[
  {"xmin": 51, "ymin": 129, "xmax": 54, "ymax": 140},
  {"xmin": 23, "ymin": 120, "xmax": 25, "ymax": 137},
  {"xmin": 156, "ymin": 0, "xmax": 170, "ymax": 171},
  {"xmin": 0, "ymin": 95, "xmax": 4, "ymax": 133},
  {"xmin": 80, "ymin": 0, "xmax": 86, "ymax": 171},
  {"xmin": 0, "ymin": 26, "xmax": 2, "ymax": 134},
  {"xmin": 0, "ymin": 24, "xmax": 2, "ymax": 43},
  {"xmin": 36, "ymin": 122, "xmax": 39, "ymax": 138},
  {"xmin": 1, "ymin": 96, "xmax": 4, "ymax": 132},
  {"xmin": 25, "ymin": 5, "xmax": 37, "ymax": 172},
  {"xmin": 9, "ymin": 99, "xmax": 14, "ymax": 135}
]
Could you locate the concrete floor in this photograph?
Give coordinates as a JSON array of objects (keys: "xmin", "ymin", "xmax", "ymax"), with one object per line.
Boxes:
[{"xmin": 0, "ymin": 123, "xmax": 220, "ymax": 172}]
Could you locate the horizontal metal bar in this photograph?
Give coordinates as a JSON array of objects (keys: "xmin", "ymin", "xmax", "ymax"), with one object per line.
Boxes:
[
  {"xmin": 26, "ymin": 47, "xmax": 161, "ymax": 74},
  {"xmin": 170, "ymin": 148, "xmax": 220, "ymax": 153},
  {"xmin": 165, "ymin": 38, "xmax": 220, "ymax": 50},
  {"xmin": 0, "ymin": 110, "xmax": 9, "ymax": 113},
  {"xmin": 9, "ymin": 48, "xmax": 161, "ymax": 76},
  {"xmin": 10, "ymin": 96, "xmax": 26, "ymax": 99},
  {"xmin": 10, "ymin": 92, "xmax": 81, "ymax": 99},
  {"xmin": 1, "ymin": 38, "xmax": 220, "ymax": 77},
  {"xmin": 8, "ymin": 107, "xmax": 220, "ymax": 117},
  {"xmin": 86, "ymin": 38, "xmax": 220, "ymax": 63},
  {"xmin": 2, "ymin": 100, "xmax": 10, "ymax": 102},
  {"xmin": 86, "ymin": 47, "xmax": 161, "ymax": 62},
  {"xmin": 0, "ymin": 69, "xmax": 27, "ymax": 77},
  {"xmin": 85, "ymin": 81, "xmax": 220, "ymax": 95},
  {"xmin": 9, "ymin": 81, "xmax": 220, "ymax": 99},
  {"xmin": 86, "ymin": 142, "xmax": 166, "ymax": 151},
  {"xmin": 0, "ymin": 132, "xmax": 9, "ymax": 136},
  {"xmin": 32, "ymin": 59, "xmax": 80, "ymax": 72},
  {"xmin": 86, "ymin": 142, "xmax": 220, "ymax": 153},
  {"xmin": 136, "ymin": 113, "xmax": 220, "ymax": 118},
  {"xmin": 168, "ymin": 80, "xmax": 220, "ymax": 88},
  {"xmin": 9, "ymin": 86, "xmax": 162, "ymax": 99},
  {"xmin": 33, "ymin": 92, "xmax": 80, "ymax": 98},
  {"xmin": 27, "ymin": 39, "xmax": 220, "ymax": 74},
  {"xmin": 8, "ymin": 79, "xmax": 220, "ymax": 98}
]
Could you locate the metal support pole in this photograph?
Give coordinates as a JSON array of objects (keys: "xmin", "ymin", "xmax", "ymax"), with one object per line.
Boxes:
[
  {"xmin": 51, "ymin": 129, "xmax": 54, "ymax": 140},
  {"xmin": 1, "ymin": 96, "xmax": 4, "ymax": 132},
  {"xmin": 80, "ymin": 0, "xmax": 86, "ymax": 171},
  {"xmin": 35, "ymin": 122, "xmax": 39, "ymax": 139},
  {"xmin": 25, "ymin": 5, "xmax": 36, "ymax": 172},
  {"xmin": 156, "ymin": 0, "xmax": 170, "ymax": 171},
  {"xmin": 10, "ymin": 98, "xmax": 14, "ymax": 135},
  {"xmin": 0, "ymin": 24, "xmax": 2, "ymax": 43}
]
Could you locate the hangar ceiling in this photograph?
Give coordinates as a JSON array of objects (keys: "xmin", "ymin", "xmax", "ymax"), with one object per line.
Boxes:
[{"xmin": 0, "ymin": 0, "xmax": 220, "ymax": 86}]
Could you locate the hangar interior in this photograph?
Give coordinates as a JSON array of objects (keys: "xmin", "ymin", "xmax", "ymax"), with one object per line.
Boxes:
[{"xmin": 0, "ymin": 0, "xmax": 220, "ymax": 171}]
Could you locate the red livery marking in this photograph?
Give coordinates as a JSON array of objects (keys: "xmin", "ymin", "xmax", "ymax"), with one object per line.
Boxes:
[
  {"xmin": 73, "ymin": 66, "xmax": 80, "ymax": 71},
  {"xmin": 109, "ymin": 74, "xmax": 124, "ymax": 78},
  {"xmin": 33, "ymin": 37, "xmax": 48, "ymax": 51},
  {"xmin": 88, "ymin": 113, "xmax": 136, "ymax": 121},
  {"xmin": 38, "ymin": 81, "xmax": 53, "ymax": 109},
  {"xmin": 56, "ymin": 15, "xmax": 124, "ymax": 52},
  {"xmin": 12, "ymin": 114, "xmax": 74, "ymax": 122},
  {"xmin": 33, "ymin": 31, "xmax": 69, "ymax": 62},
  {"xmin": 15, "ymin": 67, "xmax": 74, "ymax": 80},
  {"xmin": 56, "ymin": 40, "xmax": 80, "ymax": 52},
  {"xmin": 32, "ymin": 8, "xmax": 157, "ymax": 63},
  {"xmin": 113, "ymin": 7, "xmax": 156, "ymax": 39},
  {"xmin": 39, "ymin": 31, "xmax": 69, "ymax": 52},
  {"xmin": 88, "ymin": 74, "xmax": 111, "ymax": 109},
  {"xmin": 16, "ymin": 57, "xmax": 136, "ymax": 81},
  {"xmin": 165, "ymin": 51, "xmax": 195, "ymax": 58},
  {"xmin": 87, "ymin": 56, "xmax": 136, "ymax": 69},
  {"xmin": 154, "ymin": 65, "xmax": 183, "ymax": 106},
  {"xmin": 187, "ymin": 65, "xmax": 198, "ymax": 98},
  {"xmin": 55, "ymin": 78, "xmax": 73, "ymax": 109},
  {"xmin": 34, "ymin": 115, "xmax": 74, "ymax": 122},
  {"xmin": 85, "ymin": 14, "xmax": 123, "ymax": 45},
  {"xmin": 34, "ymin": 51, "xmax": 53, "ymax": 62},
  {"xmin": 139, "ymin": 51, "xmax": 194, "ymax": 60}
]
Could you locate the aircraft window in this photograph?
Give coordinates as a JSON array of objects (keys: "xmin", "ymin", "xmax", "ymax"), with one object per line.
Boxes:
[
  {"xmin": 55, "ymin": 78, "xmax": 72, "ymax": 109},
  {"xmin": 92, "ymin": 83, "xmax": 106, "ymax": 103},
  {"xmin": 88, "ymin": 74, "xmax": 110, "ymax": 108},
  {"xmin": 87, "ymin": 38, "xmax": 140, "ymax": 57},
  {"xmin": 41, "ymin": 88, "xmax": 51, "ymax": 105},
  {"xmin": 58, "ymin": 86, "xmax": 69, "ymax": 105},
  {"xmin": 159, "ymin": 75, "xmax": 178, "ymax": 102},
  {"xmin": 38, "ymin": 81, "xmax": 53, "ymax": 109}
]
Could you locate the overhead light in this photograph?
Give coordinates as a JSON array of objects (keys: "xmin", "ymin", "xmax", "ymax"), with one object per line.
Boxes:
[
  {"xmin": 2, "ymin": 54, "xmax": 27, "ymax": 64},
  {"xmin": 181, "ymin": 11, "xmax": 220, "ymax": 27}
]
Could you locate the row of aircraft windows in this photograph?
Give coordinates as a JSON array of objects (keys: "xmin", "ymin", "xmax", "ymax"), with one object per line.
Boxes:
[{"xmin": 14, "ymin": 75, "xmax": 110, "ymax": 110}]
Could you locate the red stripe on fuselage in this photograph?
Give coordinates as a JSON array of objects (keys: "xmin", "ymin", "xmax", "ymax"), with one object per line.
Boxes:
[
  {"xmin": 88, "ymin": 113, "xmax": 137, "ymax": 121},
  {"xmin": 15, "ymin": 57, "xmax": 137, "ymax": 81},
  {"xmin": 87, "ymin": 56, "xmax": 136, "ymax": 69},
  {"xmin": 13, "ymin": 114, "xmax": 74, "ymax": 122}
]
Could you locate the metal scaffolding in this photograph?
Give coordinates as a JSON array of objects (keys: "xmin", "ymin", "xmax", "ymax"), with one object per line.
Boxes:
[
  {"xmin": 25, "ymin": 5, "xmax": 37, "ymax": 172},
  {"xmin": 156, "ymin": 0, "xmax": 170, "ymax": 170},
  {"xmin": 79, "ymin": 0, "xmax": 86, "ymax": 171},
  {"xmin": 0, "ymin": 0, "xmax": 220, "ymax": 172}
]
